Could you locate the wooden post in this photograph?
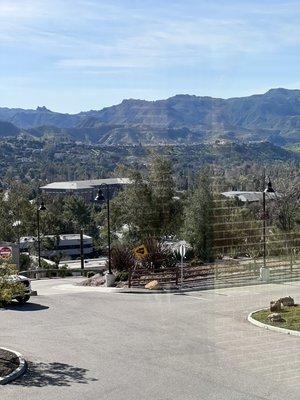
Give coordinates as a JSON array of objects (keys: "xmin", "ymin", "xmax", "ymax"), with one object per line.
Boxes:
[
  {"xmin": 128, "ymin": 267, "xmax": 132, "ymax": 288},
  {"xmin": 175, "ymin": 266, "xmax": 179, "ymax": 286}
]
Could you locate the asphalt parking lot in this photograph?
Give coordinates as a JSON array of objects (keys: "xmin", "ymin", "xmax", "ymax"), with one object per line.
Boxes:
[{"xmin": 1, "ymin": 278, "xmax": 299, "ymax": 400}]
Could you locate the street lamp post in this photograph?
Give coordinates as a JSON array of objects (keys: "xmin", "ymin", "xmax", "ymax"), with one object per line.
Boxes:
[
  {"xmin": 95, "ymin": 185, "xmax": 115, "ymax": 286},
  {"xmin": 79, "ymin": 187, "xmax": 109, "ymax": 273},
  {"xmin": 260, "ymin": 179, "xmax": 275, "ymax": 282},
  {"xmin": 37, "ymin": 200, "xmax": 46, "ymax": 269},
  {"xmin": 12, "ymin": 220, "xmax": 21, "ymax": 269}
]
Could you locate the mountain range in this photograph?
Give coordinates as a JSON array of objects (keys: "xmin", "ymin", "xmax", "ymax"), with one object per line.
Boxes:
[{"xmin": 1, "ymin": 88, "xmax": 300, "ymax": 145}]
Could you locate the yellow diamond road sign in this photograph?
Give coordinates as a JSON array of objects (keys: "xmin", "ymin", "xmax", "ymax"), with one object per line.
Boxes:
[{"xmin": 133, "ymin": 245, "xmax": 148, "ymax": 260}]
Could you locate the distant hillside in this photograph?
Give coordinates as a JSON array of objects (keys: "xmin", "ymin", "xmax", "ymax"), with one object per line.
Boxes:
[
  {"xmin": 0, "ymin": 120, "xmax": 20, "ymax": 137},
  {"xmin": 0, "ymin": 106, "xmax": 82, "ymax": 129},
  {"xmin": 142, "ymin": 142, "xmax": 300, "ymax": 169},
  {"xmin": 284, "ymin": 143, "xmax": 300, "ymax": 154},
  {"xmin": 0, "ymin": 136, "xmax": 298, "ymax": 187},
  {"xmin": 207, "ymin": 141, "xmax": 300, "ymax": 165},
  {"xmin": 1, "ymin": 88, "xmax": 300, "ymax": 145}
]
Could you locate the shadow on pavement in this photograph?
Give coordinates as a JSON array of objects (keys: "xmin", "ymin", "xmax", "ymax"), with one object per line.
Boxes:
[
  {"xmin": 5, "ymin": 302, "xmax": 49, "ymax": 312},
  {"xmin": 11, "ymin": 361, "xmax": 97, "ymax": 387}
]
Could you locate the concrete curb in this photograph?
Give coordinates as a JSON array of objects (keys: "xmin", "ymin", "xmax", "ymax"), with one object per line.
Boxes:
[
  {"xmin": 248, "ymin": 309, "xmax": 300, "ymax": 337},
  {"xmin": 74, "ymin": 286, "xmax": 209, "ymax": 295},
  {"xmin": 72, "ymin": 278, "xmax": 300, "ymax": 295},
  {"xmin": 0, "ymin": 347, "xmax": 27, "ymax": 385},
  {"xmin": 95, "ymin": 280, "xmax": 295, "ymax": 294},
  {"xmin": 102, "ymin": 277, "xmax": 300, "ymax": 294}
]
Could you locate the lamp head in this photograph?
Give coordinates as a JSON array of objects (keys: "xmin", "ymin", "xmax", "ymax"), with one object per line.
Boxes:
[
  {"xmin": 39, "ymin": 201, "xmax": 46, "ymax": 211},
  {"xmin": 94, "ymin": 189, "xmax": 105, "ymax": 203},
  {"xmin": 264, "ymin": 179, "xmax": 275, "ymax": 193}
]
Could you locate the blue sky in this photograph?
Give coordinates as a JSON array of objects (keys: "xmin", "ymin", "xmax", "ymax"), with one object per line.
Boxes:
[{"xmin": 1, "ymin": 0, "xmax": 300, "ymax": 113}]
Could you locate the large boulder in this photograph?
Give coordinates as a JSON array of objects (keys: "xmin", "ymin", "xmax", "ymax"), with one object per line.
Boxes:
[
  {"xmin": 267, "ymin": 313, "xmax": 286, "ymax": 323},
  {"xmin": 279, "ymin": 296, "xmax": 294, "ymax": 307},
  {"xmin": 79, "ymin": 273, "xmax": 105, "ymax": 287},
  {"xmin": 270, "ymin": 300, "xmax": 282, "ymax": 312},
  {"xmin": 145, "ymin": 280, "xmax": 160, "ymax": 290}
]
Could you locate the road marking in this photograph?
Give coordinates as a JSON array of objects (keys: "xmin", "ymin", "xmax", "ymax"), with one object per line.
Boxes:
[{"xmin": 181, "ymin": 295, "xmax": 210, "ymax": 301}]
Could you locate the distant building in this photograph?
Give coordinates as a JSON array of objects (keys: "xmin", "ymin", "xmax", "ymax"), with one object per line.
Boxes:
[
  {"xmin": 40, "ymin": 178, "xmax": 131, "ymax": 201},
  {"xmin": 221, "ymin": 190, "xmax": 278, "ymax": 203},
  {"xmin": 214, "ymin": 139, "xmax": 232, "ymax": 145},
  {"xmin": 53, "ymin": 153, "xmax": 64, "ymax": 160},
  {"xmin": 20, "ymin": 234, "xmax": 93, "ymax": 259}
]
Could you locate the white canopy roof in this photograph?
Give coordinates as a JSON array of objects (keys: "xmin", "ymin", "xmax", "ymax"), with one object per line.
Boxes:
[
  {"xmin": 221, "ymin": 191, "xmax": 279, "ymax": 203},
  {"xmin": 40, "ymin": 178, "xmax": 131, "ymax": 191}
]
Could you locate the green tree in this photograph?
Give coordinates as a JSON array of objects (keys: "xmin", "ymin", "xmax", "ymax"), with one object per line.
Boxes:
[
  {"xmin": 63, "ymin": 196, "xmax": 92, "ymax": 231},
  {"xmin": 0, "ymin": 183, "xmax": 36, "ymax": 243},
  {"xmin": 272, "ymin": 186, "xmax": 300, "ymax": 270},
  {"xmin": 39, "ymin": 196, "xmax": 66, "ymax": 236},
  {"xmin": 149, "ymin": 154, "xmax": 177, "ymax": 236},
  {"xmin": 183, "ymin": 168, "xmax": 214, "ymax": 262},
  {"xmin": 107, "ymin": 170, "xmax": 156, "ymax": 241},
  {"xmin": 106, "ymin": 155, "xmax": 179, "ymax": 242}
]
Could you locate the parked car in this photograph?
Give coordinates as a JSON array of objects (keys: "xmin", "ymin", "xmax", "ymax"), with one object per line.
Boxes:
[{"xmin": 8, "ymin": 275, "xmax": 32, "ymax": 304}]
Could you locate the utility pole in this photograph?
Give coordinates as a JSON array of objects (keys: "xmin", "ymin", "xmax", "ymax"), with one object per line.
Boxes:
[
  {"xmin": 37, "ymin": 200, "xmax": 46, "ymax": 269},
  {"xmin": 106, "ymin": 185, "xmax": 112, "ymax": 275},
  {"xmin": 80, "ymin": 228, "xmax": 84, "ymax": 270},
  {"xmin": 262, "ymin": 190, "xmax": 266, "ymax": 268},
  {"xmin": 94, "ymin": 186, "xmax": 114, "ymax": 286},
  {"xmin": 260, "ymin": 179, "xmax": 275, "ymax": 282},
  {"xmin": 179, "ymin": 242, "xmax": 186, "ymax": 288}
]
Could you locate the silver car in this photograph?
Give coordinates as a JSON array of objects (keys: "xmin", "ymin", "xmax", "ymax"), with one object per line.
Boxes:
[{"xmin": 9, "ymin": 275, "xmax": 32, "ymax": 304}]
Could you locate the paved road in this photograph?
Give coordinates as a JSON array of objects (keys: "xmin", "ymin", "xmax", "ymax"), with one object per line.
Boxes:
[{"xmin": 1, "ymin": 278, "xmax": 299, "ymax": 400}]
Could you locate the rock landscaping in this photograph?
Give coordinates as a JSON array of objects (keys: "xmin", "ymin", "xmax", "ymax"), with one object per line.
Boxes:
[
  {"xmin": 252, "ymin": 296, "xmax": 300, "ymax": 332},
  {"xmin": 267, "ymin": 313, "xmax": 286, "ymax": 323},
  {"xmin": 0, "ymin": 348, "xmax": 19, "ymax": 379},
  {"xmin": 144, "ymin": 280, "xmax": 161, "ymax": 290},
  {"xmin": 78, "ymin": 274, "xmax": 106, "ymax": 287}
]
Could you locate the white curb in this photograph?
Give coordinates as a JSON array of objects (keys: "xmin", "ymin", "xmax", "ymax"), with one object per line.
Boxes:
[
  {"xmin": 248, "ymin": 309, "xmax": 300, "ymax": 337},
  {"xmin": 0, "ymin": 347, "xmax": 27, "ymax": 385}
]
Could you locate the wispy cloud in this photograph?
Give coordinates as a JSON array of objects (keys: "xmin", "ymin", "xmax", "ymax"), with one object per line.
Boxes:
[
  {"xmin": 2, "ymin": 0, "xmax": 300, "ymax": 72},
  {"xmin": 0, "ymin": 0, "xmax": 41, "ymax": 19},
  {"xmin": 1, "ymin": 0, "xmax": 300, "ymax": 111},
  {"xmin": 56, "ymin": 58, "xmax": 145, "ymax": 69}
]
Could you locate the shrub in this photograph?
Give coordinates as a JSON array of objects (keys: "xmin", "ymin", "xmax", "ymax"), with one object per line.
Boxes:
[
  {"xmin": 188, "ymin": 258, "xmax": 204, "ymax": 268},
  {"xmin": 19, "ymin": 254, "xmax": 31, "ymax": 271},
  {"xmin": 42, "ymin": 261, "xmax": 57, "ymax": 278},
  {"xmin": 0, "ymin": 263, "xmax": 25, "ymax": 306},
  {"xmin": 115, "ymin": 271, "xmax": 129, "ymax": 282},
  {"xmin": 141, "ymin": 237, "xmax": 177, "ymax": 271},
  {"xmin": 58, "ymin": 265, "xmax": 73, "ymax": 278},
  {"xmin": 110, "ymin": 244, "xmax": 135, "ymax": 272}
]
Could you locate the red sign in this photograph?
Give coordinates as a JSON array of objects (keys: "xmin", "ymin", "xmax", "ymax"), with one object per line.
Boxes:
[{"xmin": 0, "ymin": 246, "xmax": 12, "ymax": 260}]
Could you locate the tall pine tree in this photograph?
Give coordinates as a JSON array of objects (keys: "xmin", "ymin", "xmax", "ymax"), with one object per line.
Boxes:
[
  {"xmin": 183, "ymin": 168, "xmax": 214, "ymax": 262},
  {"xmin": 149, "ymin": 154, "xmax": 176, "ymax": 236}
]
